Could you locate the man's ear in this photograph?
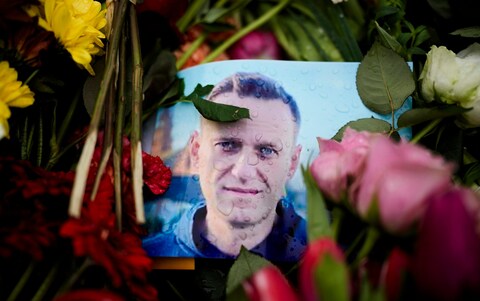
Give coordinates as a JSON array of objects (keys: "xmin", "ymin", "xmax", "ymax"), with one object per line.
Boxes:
[
  {"xmin": 288, "ymin": 144, "xmax": 302, "ymax": 179},
  {"xmin": 190, "ymin": 131, "xmax": 200, "ymax": 172}
]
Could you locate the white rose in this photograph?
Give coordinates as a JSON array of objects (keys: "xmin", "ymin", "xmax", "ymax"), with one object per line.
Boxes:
[{"xmin": 419, "ymin": 43, "xmax": 480, "ymax": 128}]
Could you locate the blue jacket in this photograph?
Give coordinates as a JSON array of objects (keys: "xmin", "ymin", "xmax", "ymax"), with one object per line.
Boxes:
[{"xmin": 143, "ymin": 198, "xmax": 307, "ymax": 262}]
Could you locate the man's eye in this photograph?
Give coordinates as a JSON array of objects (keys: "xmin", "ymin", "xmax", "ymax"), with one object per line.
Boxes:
[
  {"xmin": 217, "ymin": 141, "xmax": 238, "ymax": 152},
  {"xmin": 259, "ymin": 147, "xmax": 277, "ymax": 159}
]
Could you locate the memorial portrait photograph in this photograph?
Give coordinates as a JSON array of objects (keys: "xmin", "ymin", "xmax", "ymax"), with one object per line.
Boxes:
[{"xmin": 141, "ymin": 60, "xmax": 410, "ymax": 262}]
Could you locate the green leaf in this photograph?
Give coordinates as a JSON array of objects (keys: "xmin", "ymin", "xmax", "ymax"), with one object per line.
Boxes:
[
  {"xmin": 450, "ymin": 26, "xmax": 480, "ymax": 38},
  {"xmin": 314, "ymin": 254, "xmax": 350, "ymax": 301},
  {"xmin": 375, "ymin": 21, "xmax": 403, "ymax": 55},
  {"xmin": 226, "ymin": 247, "xmax": 272, "ymax": 295},
  {"xmin": 332, "ymin": 118, "xmax": 393, "ymax": 141},
  {"xmin": 142, "ymin": 48, "xmax": 177, "ymax": 100},
  {"xmin": 426, "ymin": 0, "xmax": 452, "ymax": 19},
  {"xmin": 226, "ymin": 287, "xmax": 250, "ymax": 301},
  {"xmin": 397, "ymin": 106, "xmax": 470, "ymax": 128},
  {"xmin": 202, "ymin": 0, "xmax": 252, "ymax": 24},
  {"xmin": 356, "ymin": 42, "xmax": 415, "ymax": 114},
  {"xmin": 186, "ymin": 83, "xmax": 214, "ymax": 98},
  {"xmin": 375, "ymin": 6, "xmax": 400, "ymax": 19},
  {"xmin": 302, "ymin": 166, "xmax": 333, "ymax": 242},
  {"xmin": 192, "ymin": 96, "xmax": 250, "ymax": 122},
  {"xmin": 462, "ymin": 162, "xmax": 480, "ymax": 186}
]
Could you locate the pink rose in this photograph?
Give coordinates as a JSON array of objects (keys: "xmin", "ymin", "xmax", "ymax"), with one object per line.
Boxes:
[
  {"xmin": 228, "ymin": 31, "xmax": 282, "ymax": 60},
  {"xmin": 351, "ymin": 135, "xmax": 455, "ymax": 234},
  {"xmin": 310, "ymin": 128, "xmax": 376, "ymax": 202}
]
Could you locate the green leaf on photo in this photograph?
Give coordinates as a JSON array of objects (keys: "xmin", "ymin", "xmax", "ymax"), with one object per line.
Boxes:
[
  {"xmin": 302, "ymin": 166, "xmax": 333, "ymax": 242},
  {"xmin": 192, "ymin": 96, "xmax": 250, "ymax": 122},
  {"xmin": 314, "ymin": 254, "xmax": 350, "ymax": 301},
  {"xmin": 332, "ymin": 118, "xmax": 393, "ymax": 141},
  {"xmin": 356, "ymin": 42, "xmax": 415, "ymax": 114},
  {"xmin": 397, "ymin": 106, "xmax": 470, "ymax": 128},
  {"xmin": 186, "ymin": 83, "xmax": 214, "ymax": 98},
  {"xmin": 226, "ymin": 247, "xmax": 272, "ymax": 295}
]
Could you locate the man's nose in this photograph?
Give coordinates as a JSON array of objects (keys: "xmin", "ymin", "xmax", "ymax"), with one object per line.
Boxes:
[{"xmin": 231, "ymin": 152, "xmax": 257, "ymax": 181}]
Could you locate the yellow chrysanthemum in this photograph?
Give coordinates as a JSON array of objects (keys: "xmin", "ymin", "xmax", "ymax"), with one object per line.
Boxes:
[
  {"xmin": 0, "ymin": 61, "xmax": 35, "ymax": 140},
  {"xmin": 34, "ymin": 0, "xmax": 107, "ymax": 75}
]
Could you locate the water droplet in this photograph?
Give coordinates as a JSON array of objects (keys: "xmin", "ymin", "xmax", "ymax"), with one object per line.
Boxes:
[
  {"xmin": 217, "ymin": 200, "xmax": 234, "ymax": 216},
  {"xmin": 239, "ymin": 232, "xmax": 247, "ymax": 240},
  {"xmin": 214, "ymin": 159, "xmax": 229, "ymax": 171},
  {"xmin": 301, "ymin": 69, "xmax": 309, "ymax": 75},
  {"xmin": 332, "ymin": 69, "xmax": 339, "ymax": 74},
  {"xmin": 256, "ymin": 79, "xmax": 265, "ymax": 86},
  {"xmin": 255, "ymin": 92, "xmax": 262, "ymax": 98},
  {"xmin": 344, "ymin": 84, "xmax": 352, "ymax": 90},
  {"xmin": 192, "ymin": 175, "xmax": 199, "ymax": 181},
  {"xmin": 267, "ymin": 160, "xmax": 273, "ymax": 165},
  {"xmin": 247, "ymin": 154, "xmax": 259, "ymax": 166},
  {"xmin": 320, "ymin": 92, "xmax": 328, "ymax": 98},
  {"xmin": 230, "ymin": 128, "xmax": 239, "ymax": 137},
  {"xmin": 335, "ymin": 104, "xmax": 350, "ymax": 113},
  {"xmin": 309, "ymin": 84, "xmax": 316, "ymax": 91},
  {"xmin": 251, "ymin": 110, "xmax": 259, "ymax": 118},
  {"xmin": 243, "ymin": 216, "xmax": 251, "ymax": 223},
  {"xmin": 255, "ymin": 133, "xmax": 262, "ymax": 141}
]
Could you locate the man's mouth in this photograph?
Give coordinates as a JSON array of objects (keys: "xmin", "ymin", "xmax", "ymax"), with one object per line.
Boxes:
[{"xmin": 223, "ymin": 187, "xmax": 261, "ymax": 195}]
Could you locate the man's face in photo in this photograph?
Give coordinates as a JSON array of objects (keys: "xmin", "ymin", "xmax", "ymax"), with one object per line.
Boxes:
[{"xmin": 190, "ymin": 92, "xmax": 302, "ymax": 226}]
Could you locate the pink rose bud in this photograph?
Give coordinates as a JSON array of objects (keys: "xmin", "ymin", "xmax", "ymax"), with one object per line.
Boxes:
[
  {"xmin": 228, "ymin": 31, "xmax": 282, "ymax": 60},
  {"xmin": 380, "ymin": 248, "xmax": 411, "ymax": 301},
  {"xmin": 243, "ymin": 265, "xmax": 300, "ymax": 301},
  {"xmin": 351, "ymin": 136, "xmax": 455, "ymax": 234},
  {"xmin": 299, "ymin": 238, "xmax": 349, "ymax": 301},
  {"xmin": 310, "ymin": 128, "xmax": 375, "ymax": 202},
  {"xmin": 412, "ymin": 188, "xmax": 480, "ymax": 300}
]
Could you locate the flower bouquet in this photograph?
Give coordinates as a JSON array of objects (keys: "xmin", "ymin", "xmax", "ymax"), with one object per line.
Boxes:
[{"xmin": 1, "ymin": 0, "xmax": 480, "ymax": 300}]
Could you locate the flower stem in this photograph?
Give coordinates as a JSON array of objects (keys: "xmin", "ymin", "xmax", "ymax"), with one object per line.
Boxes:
[
  {"xmin": 6, "ymin": 261, "xmax": 36, "ymax": 301},
  {"xmin": 130, "ymin": 4, "xmax": 145, "ymax": 224},
  {"xmin": 54, "ymin": 258, "xmax": 93, "ymax": 298},
  {"xmin": 352, "ymin": 227, "xmax": 379, "ymax": 268},
  {"xmin": 176, "ymin": 33, "xmax": 207, "ymax": 70},
  {"xmin": 201, "ymin": 0, "xmax": 291, "ymax": 64},
  {"xmin": 69, "ymin": 0, "xmax": 128, "ymax": 217},
  {"xmin": 176, "ymin": 0, "xmax": 205, "ymax": 33},
  {"xmin": 410, "ymin": 118, "xmax": 442, "ymax": 144},
  {"xmin": 31, "ymin": 260, "xmax": 61, "ymax": 301},
  {"xmin": 114, "ymin": 28, "xmax": 128, "ymax": 231},
  {"xmin": 331, "ymin": 207, "xmax": 344, "ymax": 240},
  {"xmin": 47, "ymin": 88, "xmax": 82, "ymax": 169}
]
